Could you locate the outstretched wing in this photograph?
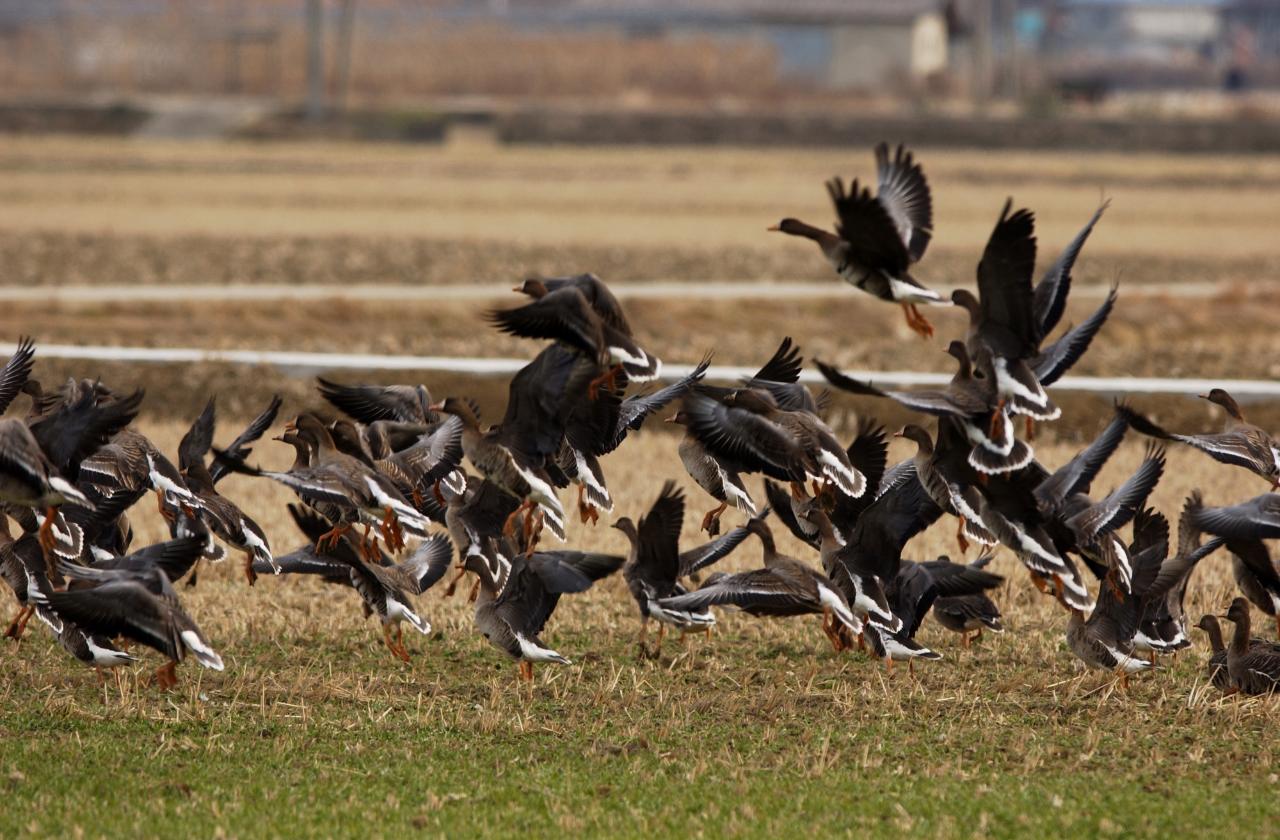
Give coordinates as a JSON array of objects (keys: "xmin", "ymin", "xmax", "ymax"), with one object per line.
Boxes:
[{"xmin": 874, "ymin": 143, "xmax": 933, "ymax": 263}]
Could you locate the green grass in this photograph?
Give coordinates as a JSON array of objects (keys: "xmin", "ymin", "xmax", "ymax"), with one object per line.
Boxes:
[
  {"xmin": 2, "ymin": 600, "xmax": 1276, "ymax": 839},
  {"xmin": 3, "ymin": 436, "xmax": 1277, "ymax": 837}
]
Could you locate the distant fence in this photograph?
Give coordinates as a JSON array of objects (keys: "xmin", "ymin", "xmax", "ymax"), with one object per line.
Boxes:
[
  {"xmin": 493, "ymin": 109, "xmax": 1280, "ymax": 153},
  {"xmin": 10, "ymin": 342, "xmax": 1280, "ymax": 399},
  {"xmin": 4, "ymin": 102, "xmax": 1280, "ymax": 153}
]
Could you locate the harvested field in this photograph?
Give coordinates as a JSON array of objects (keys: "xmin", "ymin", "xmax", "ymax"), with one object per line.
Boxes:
[
  {"xmin": 2, "ymin": 136, "xmax": 1279, "ymax": 837},
  {"xmin": 1, "ymin": 418, "xmax": 1277, "ymax": 837}
]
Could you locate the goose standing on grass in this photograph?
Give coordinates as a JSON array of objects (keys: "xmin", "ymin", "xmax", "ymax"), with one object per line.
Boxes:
[
  {"xmin": 1194, "ymin": 614, "xmax": 1280, "ymax": 693},
  {"xmin": 1122, "ymin": 390, "xmax": 1280, "ymax": 489},
  {"xmin": 614, "ymin": 482, "xmax": 756, "ymax": 657},
  {"xmin": 1195, "ymin": 614, "xmax": 1233, "ymax": 691},
  {"xmin": 928, "ymin": 555, "xmax": 1005, "ymax": 648},
  {"xmin": 1185, "ymin": 493, "xmax": 1280, "ymax": 637},
  {"xmin": 1064, "ymin": 541, "xmax": 1167, "ymax": 689},
  {"xmin": 1221, "ymin": 597, "xmax": 1280, "ymax": 694},
  {"xmin": 656, "ymin": 518, "xmax": 863, "ymax": 654},
  {"xmin": 465, "ymin": 536, "xmax": 624, "ymax": 681},
  {"xmin": 770, "ymin": 143, "xmax": 941, "ymax": 338},
  {"xmin": 329, "ymin": 533, "xmax": 454, "ymax": 662}
]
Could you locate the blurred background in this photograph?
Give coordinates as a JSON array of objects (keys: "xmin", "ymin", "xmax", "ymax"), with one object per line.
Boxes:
[
  {"xmin": 2, "ymin": 0, "xmax": 1280, "ymax": 138},
  {"xmin": 1, "ymin": 0, "xmax": 1278, "ymax": 431}
]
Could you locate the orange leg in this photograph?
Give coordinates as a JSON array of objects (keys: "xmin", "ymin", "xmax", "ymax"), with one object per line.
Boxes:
[
  {"xmin": 315, "ymin": 522, "xmax": 352, "ymax": 553},
  {"xmin": 587, "ymin": 365, "xmax": 623, "ymax": 400},
  {"xmin": 700, "ymin": 502, "xmax": 727, "ymax": 535},
  {"xmin": 901, "ymin": 303, "xmax": 935, "ymax": 339},
  {"xmin": 518, "ymin": 660, "xmax": 534, "ymax": 682},
  {"xmin": 956, "ymin": 520, "xmax": 970, "ymax": 555},
  {"xmin": 243, "ymin": 551, "xmax": 257, "ymax": 587},
  {"xmin": 467, "ymin": 577, "xmax": 481, "ymax": 604},
  {"xmin": 442, "ymin": 566, "xmax": 467, "ymax": 598},
  {"xmin": 394, "ymin": 625, "xmax": 411, "ymax": 663},
  {"xmin": 961, "ymin": 631, "xmax": 970, "ymax": 650},
  {"xmin": 988, "ymin": 401, "xmax": 1006, "ymax": 438},
  {"xmin": 37, "ymin": 507, "xmax": 58, "ymax": 557},
  {"xmin": 503, "ymin": 500, "xmax": 531, "ymax": 538},
  {"xmin": 154, "ymin": 661, "xmax": 178, "ymax": 690},
  {"xmin": 4, "ymin": 605, "xmax": 34, "ymax": 641},
  {"xmin": 1025, "ymin": 416, "xmax": 1036, "ymax": 441},
  {"xmin": 820, "ymin": 611, "xmax": 845, "ymax": 652}
]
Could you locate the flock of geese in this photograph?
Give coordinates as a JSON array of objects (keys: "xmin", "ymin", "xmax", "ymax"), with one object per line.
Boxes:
[{"xmin": 3, "ymin": 143, "xmax": 1279, "ymax": 697}]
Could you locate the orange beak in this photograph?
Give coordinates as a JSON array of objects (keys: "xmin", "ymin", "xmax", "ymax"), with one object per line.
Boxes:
[{"xmin": 766, "ymin": 224, "xmax": 781, "ymax": 232}]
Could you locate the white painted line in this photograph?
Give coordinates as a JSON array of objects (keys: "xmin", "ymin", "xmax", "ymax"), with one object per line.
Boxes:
[
  {"xmin": 11, "ymin": 342, "xmax": 1280, "ymax": 397},
  {"xmin": 0, "ymin": 280, "xmax": 1228, "ymax": 304}
]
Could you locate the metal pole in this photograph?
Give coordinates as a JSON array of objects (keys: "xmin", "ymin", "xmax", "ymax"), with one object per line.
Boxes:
[
  {"xmin": 332, "ymin": 0, "xmax": 356, "ymax": 112},
  {"xmin": 972, "ymin": 0, "xmax": 992, "ymax": 108},
  {"xmin": 305, "ymin": 0, "xmax": 325, "ymax": 121}
]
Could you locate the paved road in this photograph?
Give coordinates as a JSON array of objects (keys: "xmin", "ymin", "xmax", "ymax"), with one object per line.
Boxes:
[
  {"xmin": 10, "ymin": 341, "xmax": 1280, "ymax": 397},
  {"xmin": 0, "ymin": 280, "xmax": 1243, "ymax": 304}
]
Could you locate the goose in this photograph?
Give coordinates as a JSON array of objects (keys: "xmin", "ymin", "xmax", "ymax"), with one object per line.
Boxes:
[
  {"xmin": 770, "ymin": 143, "xmax": 941, "ymax": 338},
  {"xmin": 818, "ymin": 341, "xmax": 1032, "ymax": 475},
  {"xmin": 328, "ymin": 533, "xmax": 454, "ymax": 662},
  {"xmin": 1122, "ymin": 390, "xmax": 1280, "ymax": 488},
  {"xmin": 613, "ymin": 482, "xmax": 756, "ymax": 657},
  {"xmin": 656, "ymin": 518, "xmax": 862, "ymax": 655},
  {"xmin": 928, "ymin": 555, "xmax": 1006, "ymax": 647},
  {"xmin": 1185, "ymin": 493, "xmax": 1280, "ymax": 636},
  {"xmin": 895, "ymin": 423, "xmax": 996, "ymax": 553},
  {"xmin": 465, "ymin": 536, "xmax": 624, "ymax": 681},
  {"xmin": 28, "ymin": 568, "xmax": 222, "ymax": 689},
  {"xmin": 953, "ymin": 200, "xmax": 1059, "ymax": 424},
  {"xmin": 1133, "ymin": 498, "xmax": 1225, "ymax": 659},
  {"xmin": 177, "ymin": 398, "xmax": 276, "ymax": 584},
  {"xmin": 558, "ymin": 356, "xmax": 708, "ymax": 525},
  {"xmin": 1220, "ymin": 597, "xmax": 1280, "ymax": 694},
  {"xmin": 488, "ymin": 282, "xmax": 660, "ymax": 390}
]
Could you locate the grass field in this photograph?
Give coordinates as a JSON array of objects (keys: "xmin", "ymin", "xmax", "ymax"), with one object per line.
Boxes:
[
  {"xmin": 1, "ymin": 422, "xmax": 1277, "ymax": 838},
  {"xmin": 2, "ymin": 137, "xmax": 1279, "ymax": 836}
]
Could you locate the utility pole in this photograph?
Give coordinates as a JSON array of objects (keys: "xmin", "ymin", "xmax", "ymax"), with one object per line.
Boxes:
[
  {"xmin": 305, "ymin": 0, "xmax": 325, "ymax": 121},
  {"xmin": 972, "ymin": 0, "xmax": 993, "ymax": 109},
  {"xmin": 332, "ymin": 0, "xmax": 356, "ymax": 112}
]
